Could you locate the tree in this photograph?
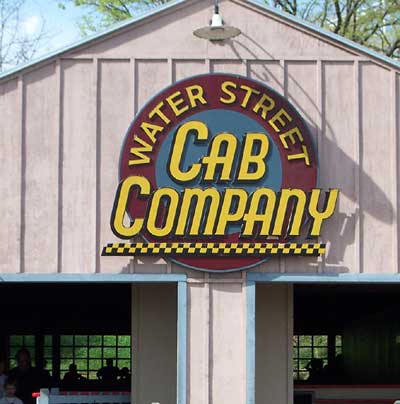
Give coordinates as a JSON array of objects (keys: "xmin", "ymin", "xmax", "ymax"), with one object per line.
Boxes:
[
  {"xmin": 58, "ymin": 0, "xmax": 170, "ymax": 35},
  {"xmin": 60, "ymin": 0, "xmax": 400, "ymax": 60},
  {"xmin": 0, "ymin": 0, "xmax": 46, "ymax": 71},
  {"xmin": 272, "ymin": 0, "xmax": 400, "ymax": 59}
]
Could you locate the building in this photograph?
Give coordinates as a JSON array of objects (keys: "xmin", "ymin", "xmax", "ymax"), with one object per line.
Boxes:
[{"xmin": 1, "ymin": 0, "xmax": 400, "ymax": 403}]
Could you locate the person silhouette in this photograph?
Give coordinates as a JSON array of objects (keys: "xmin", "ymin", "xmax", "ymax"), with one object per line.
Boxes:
[
  {"xmin": 305, "ymin": 358, "xmax": 324, "ymax": 383},
  {"xmin": 62, "ymin": 364, "xmax": 85, "ymax": 389},
  {"xmin": 118, "ymin": 368, "xmax": 131, "ymax": 390},
  {"xmin": 0, "ymin": 380, "xmax": 23, "ymax": 404},
  {"xmin": 324, "ymin": 354, "xmax": 345, "ymax": 383},
  {"xmin": 8, "ymin": 349, "xmax": 44, "ymax": 404},
  {"xmin": 0, "ymin": 360, "xmax": 7, "ymax": 399},
  {"xmin": 97, "ymin": 359, "xmax": 119, "ymax": 388}
]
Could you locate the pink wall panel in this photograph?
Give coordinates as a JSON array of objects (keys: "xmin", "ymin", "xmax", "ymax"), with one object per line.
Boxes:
[
  {"xmin": 173, "ymin": 60, "xmax": 208, "ymax": 82},
  {"xmin": 24, "ymin": 63, "xmax": 59, "ymax": 273},
  {"xmin": 321, "ymin": 62, "xmax": 357, "ymax": 273},
  {"xmin": 0, "ymin": 1, "xmax": 399, "ymax": 276},
  {"xmin": 61, "ymin": 60, "xmax": 96, "ymax": 273},
  {"xmin": 285, "ymin": 61, "xmax": 320, "ymax": 273},
  {"xmin": 360, "ymin": 63, "xmax": 394, "ymax": 273},
  {"xmin": 135, "ymin": 60, "xmax": 169, "ymax": 113},
  {"xmin": 0, "ymin": 78, "xmax": 21, "ymax": 273},
  {"xmin": 99, "ymin": 60, "xmax": 133, "ymax": 273}
]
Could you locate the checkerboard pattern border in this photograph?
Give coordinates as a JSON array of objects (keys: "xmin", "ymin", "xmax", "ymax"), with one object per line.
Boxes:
[{"xmin": 102, "ymin": 242, "xmax": 326, "ymax": 256}]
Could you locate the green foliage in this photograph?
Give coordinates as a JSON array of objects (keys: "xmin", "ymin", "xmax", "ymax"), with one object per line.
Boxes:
[
  {"xmin": 271, "ymin": 0, "xmax": 400, "ymax": 58},
  {"xmin": 59, "ymin": 0, "xmax": 170, "ymax": 35},
  {"xmin": 58, "ymin": 334, "xmax": 132, "ymax": 379}
]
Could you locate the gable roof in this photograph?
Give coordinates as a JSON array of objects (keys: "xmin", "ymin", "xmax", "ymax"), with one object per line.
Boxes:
[{"xmin": 0, "ymin": 0, "xmax": 399, "ymax": 81}]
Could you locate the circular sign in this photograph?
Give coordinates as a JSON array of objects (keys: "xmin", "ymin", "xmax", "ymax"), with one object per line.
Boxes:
[{"xmin": 117, "ymin": 74, "xmax": 318, "ymax": 271}]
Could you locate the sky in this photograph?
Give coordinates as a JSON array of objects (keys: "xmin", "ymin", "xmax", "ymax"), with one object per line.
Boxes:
[
  {"xmin": 22, "ymin": 0, "xmax": 87, "ymax": 55},
  {"xmin": 0, "ymin": 0, "xmax": 156, "ymax": 72},
  {"xmin": 22, "ymin": 0, "xmax": 85, "ymax": 51},
  {"xmin": 15, "ymin": 0, "xmax": 154, "ymax": 67}
]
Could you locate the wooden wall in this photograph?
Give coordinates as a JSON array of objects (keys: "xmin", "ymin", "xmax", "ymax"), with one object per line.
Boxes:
[
  {"xmin": 1, "ymin": 2, "xmax": 399, "ymax": 402},
  {"xmin": 1, "ymin": 0, "xmax": 398, "ymax": 277}
]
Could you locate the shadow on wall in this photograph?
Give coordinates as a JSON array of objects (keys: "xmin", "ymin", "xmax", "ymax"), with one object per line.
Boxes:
[
  {"xmin": 3, "ymin": 25, "xmax": 394, "ymax": 275},
  {"xmin": 225, "ymin": 33, "xmax": 394, "ymax": 272}
]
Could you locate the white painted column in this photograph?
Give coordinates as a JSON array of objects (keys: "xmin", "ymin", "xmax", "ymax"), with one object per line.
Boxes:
[
  {"xmin": 186, "ymin": 276, "xmax": 247, "ymax": 404},
  {"xmin": 210, "ymin": 281, "xmax": 246, "ymax": 404},
  {"xmin": 132, "ymin": 284, "xmax": 177, "ymax": 404},
  {"xmin": 255, "ymin": 284, "xmax": 293, "ymax": 404}
]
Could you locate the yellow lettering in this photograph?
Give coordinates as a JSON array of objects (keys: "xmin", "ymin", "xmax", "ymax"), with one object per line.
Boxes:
[
  {"xmin": 169, "ymin": 121, "xmax": 208, "ymax": 182},
  {"xmin": 237, "ymin": 133, "xmax": 270, "ymax": 181},
  {"xmin": 220, "ymin": 81, "xmax": 237, "ymax": 104},
  {"xmin": 287, "ymin": 145, "xmax": 310, "ymax": 166},
  {"xmin": 202, "ymin": 133, "xmax": 237, "ymax": 181},
  {"xmin": 146, "ymin": 188, "xmax": 179, "ymax": 237},
  {"xmin": 253, "ymin": 93, "xmax": 275, "ymax": 119},
  {"xmin": 308, "ymin": 189, "xmax": 339, "ymax": 236},
  {"xmin": 186, "ymin": 85, "xmax": 207, "ymax": 107},
  {"xmin": 166, "ymin": 91, "xmax": 189, "ymax": 117},
  {"xmin": 268, "ymin": 108, "xmax": 292, "ymax": 132},
  {"xmin": 149, "ymin": 101, "xmax": 171, "ymax": 124},
  {"xmin": 279, "ymin": 126, "xmax": 304, "ymax": 149},
  {"xmin": 176, "ymin": 188, "xmax": 220, "ymax": 236},
  {"xmin": 129, "ymin": 136, "xmax": 153, "ymax": 166},
  {"xmin": 215, "ymin": 189, "xmax": 248, "ymax": 235},
  {"xmin": 110, "ymin": 176, "xmax": 151, "ymax": 238},
  {"xmin": 242, "ymin": 189, "xmax": 276, "ymax": 236},
  {"xmin": 240, "ymin": 85, "xmax": 260, "ymax": 108},
  {"xmin": 140, "ymin": 121, "xmax": 164, "ymax": 144},
  {"xmin": 272, "ymin": 189, "xmax": 306, "ymax": 236}
]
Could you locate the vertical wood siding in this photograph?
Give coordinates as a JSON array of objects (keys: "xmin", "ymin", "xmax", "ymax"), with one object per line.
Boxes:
[
  {"xmin": 24, "ymin": 63, "xmax": 59, "ymax": 273},
  {"xmin": 99, "ymin": 60, "xmax": 133, "ymax": 273},
  {"xmin": 187, "ymin": 282, "xmax": 209, "ymax": 404},
  {"xmin": 173, "ymin": 60, "xmax": 207, "ymax": 82},
  {"xmin": 211, "ymin": 283, "xmax": 246, "ymax": 403},
  {"xmin": 256, "ymin": 284, "xmax": 293, "ymax": 404},
  {"xmin": 0, "ymin": 3, "xmax": 398, "ymax": 277},
  {"xmin": 61, "ymin": 60, "xmax": 96, "ymax": 273},
  {"xmin": 321, "ymin": 62, "xmax": 357, "ymax": 272},
  {"xmin": 360, "ymin": 63, "xmax": 394, "ymax": 273},
  {"xmin": 0, "ymin": 4, "xmax": 399, "ymax": 404},
  {"xmin": 248, "ymin": 60, "xmax": 283, "ymax": 274},
  {"xmin": 1, "ymin": 56, "xmax": 398, "ymax": 275},
  {"xmin": 285, "ymin": 61, "xmax": 320, "ymax": 273},
  {"xmin": 0, "ymin": 78, "xmax": 21, "ymax": 273},
  {"xmin": 1, "ymin": 55, "xmax": 399, "ymax": 276}
]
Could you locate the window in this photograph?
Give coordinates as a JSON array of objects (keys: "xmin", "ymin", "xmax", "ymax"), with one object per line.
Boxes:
[
  {"xmin": 335, "ymin": 335, "xmax": 342, "ymax": 355},
  {"xmin": 293, "ymin": 335, "xmax": 342, "ymax": 381},
  {"xmin": 9, "ymin": 335, "xmax": 36, "ymax": 369},
  {"xmin": 60, "ymin": 335, "xmax": 131, "ymax": 379},
  {"xmin": 44, "ymin": 335, "xmax": 53, "ymax": 375}
]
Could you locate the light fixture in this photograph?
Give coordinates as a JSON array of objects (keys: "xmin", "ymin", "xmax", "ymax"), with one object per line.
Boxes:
[{"xmin": 193, "ymin": 0, "xmax": 241, "ymax": 41}]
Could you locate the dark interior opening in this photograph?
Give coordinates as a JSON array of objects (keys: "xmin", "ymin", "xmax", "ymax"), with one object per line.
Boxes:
[
  {"xmin": 0, "ymin": 283, "xmax": 132, "ymax": 400},
  {"xmin": 294, "ymin": 283, "xmax": 400, "ymax": 385}
]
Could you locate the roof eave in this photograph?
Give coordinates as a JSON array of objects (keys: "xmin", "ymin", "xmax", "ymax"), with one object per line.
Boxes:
[{"xmin": 0, "ymin": 0, "xmax": 192, "ymax": 81}]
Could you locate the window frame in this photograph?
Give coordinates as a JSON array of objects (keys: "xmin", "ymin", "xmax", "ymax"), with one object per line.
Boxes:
[
  {"xmin": 292, "ymin": 334, "xmax": 342, "ymax": 381},
  {"xmin": 59, "ymin": 334, "xmax": 132, "ymax": 380}
]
